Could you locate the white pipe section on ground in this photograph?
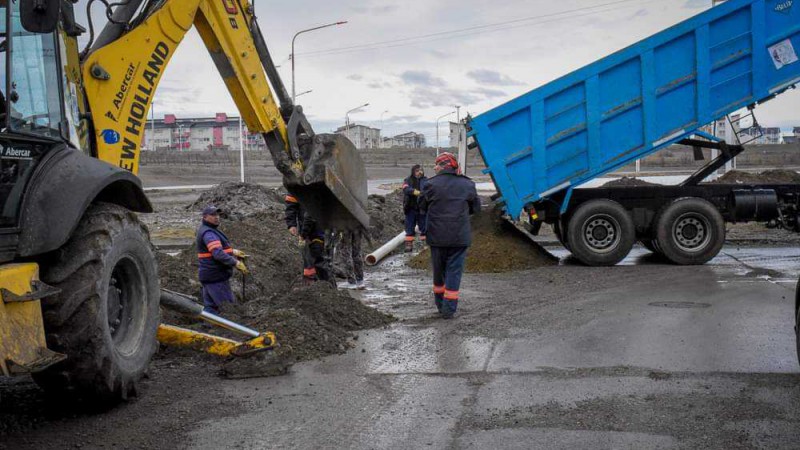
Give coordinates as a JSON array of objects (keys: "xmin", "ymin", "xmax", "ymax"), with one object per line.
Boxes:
[{"xmin": 365, "ymin": 231, "xmax": 407, "ymax": 266}]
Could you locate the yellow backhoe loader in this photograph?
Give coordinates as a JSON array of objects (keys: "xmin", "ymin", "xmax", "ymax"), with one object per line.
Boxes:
[{"xmin": 0, "ymin": 0, "xmax": 367, "ymax": 403}]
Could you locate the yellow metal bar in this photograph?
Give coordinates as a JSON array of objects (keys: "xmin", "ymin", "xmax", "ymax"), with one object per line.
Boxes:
[
  {"xmin": 157, "ymin": 324, "xmax": 276, "ymax": 357},
  {"xmin": 157, "ymin": 324, "xmax": 240, "ymax": 357},
  {"xmin": 0, "ymin": 264, "xmax": 60, "ymax": 376}
]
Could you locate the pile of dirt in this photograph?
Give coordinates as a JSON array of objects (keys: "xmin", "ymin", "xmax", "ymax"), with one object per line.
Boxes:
[
  {"xmin": 408, "ymin": 208, "xmax": 557, "ymax": 273},
  {"xmin": 187, "ymin": 181, "xmax": 286, "ymax": 220},
  {"xmin": 710, "ymin": 169, "xmax": 800, "ymax": 185},
  {"xmin": 602, "ymin": 177, "xmax": 660, "ymax": 187},
  {"xmin": 158, "ymin": 182, "xmax": 395, "ymax": 365},
  {"xmin": 364, "ymin": 190, "xmax": 405, "ymax": 248}
]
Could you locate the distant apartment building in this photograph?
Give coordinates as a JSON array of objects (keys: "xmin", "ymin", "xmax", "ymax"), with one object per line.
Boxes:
[
  {"xmin": 335, "ymin": 124, "xmax": 381, "ymax": 150},
  {"xmin": 384, "ymin": 132, "xmax": 426, "ymax": 149},
  {"xmin": 143, "ymin": 112, "xmax": 264, "ymax": 151}
]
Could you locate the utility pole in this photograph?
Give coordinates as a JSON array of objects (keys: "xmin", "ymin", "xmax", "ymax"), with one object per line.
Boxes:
[
  {"xmin": 292, "ymin": 21, "xmax": 348, "ymax": 104},
  {"xmin": 150, "ymin": 102, "xmax": 155, "ymax": 151},
  {"xmin": 455, "ymin": 105, "xmax": 467, "ymax": 173},
  {"xmin": 239, "ymin": 116, "xmax": 245, "ymax": 182},
  {"xmin": 380, "ymin": 110, "xmax": 389, "ymax": 148},
  {"xmin": 435, "ymin": 111, "xmax": 456, "ymax": 156}
]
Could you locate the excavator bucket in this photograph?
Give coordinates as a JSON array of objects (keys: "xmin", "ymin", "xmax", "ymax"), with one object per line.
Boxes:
[{"xmin": 283, "ymin": 133, "xmax": 369, "ymax": 231}]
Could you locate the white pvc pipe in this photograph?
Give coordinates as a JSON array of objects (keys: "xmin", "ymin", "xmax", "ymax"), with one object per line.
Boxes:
[{"xmin": 365, "ymin": 231, "xmax": 407, "ymax": 266}]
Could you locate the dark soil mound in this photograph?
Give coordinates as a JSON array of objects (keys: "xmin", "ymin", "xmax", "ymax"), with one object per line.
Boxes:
[
  {"xmin": 408, "ymin": 208, "xmax": 557, "ymax": 273},
  {"xmin": 602, "ymin": 176, "xmax": 660, "ymax": 187},
  {"xmin": 364, "ymin": 189, "xmax": 405, "ymax": 248},
  {"xmin": 187, "ymin": 181, "xmax": 286, "ymax": 220},
  {"xmin": 710, "ymin": 169, "xmax": 800, "ymax": 185},
  {"xmin": 158, "ymin": 183, "xmax": 395, "ymax": 365}
]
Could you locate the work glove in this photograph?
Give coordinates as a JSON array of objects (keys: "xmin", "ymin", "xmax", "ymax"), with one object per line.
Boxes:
[
  {"xmin": 235, "ymin": 260, "xmax": 249, "ymax": 275},
  {"xmin": 413, "ymin": 189, "xmax": 421, "ymax": 196},
  {"xmin": 233, "ymin": 249, "xmax": 249, "ymax": 259}
]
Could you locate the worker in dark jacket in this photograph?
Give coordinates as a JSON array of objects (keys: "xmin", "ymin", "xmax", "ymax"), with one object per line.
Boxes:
[
  {"xmin": 402, "ymin": 164, "xmax": 428, "ymax": 252},
  {"xmin": 285, "ymin": 194, "xmax": 329, "ymax": 282},
  {"xmin": 419, "ymin": 153, "xmax": 480, "ymax": 319},
  {"xmin": 196, "ymin": 205, "xmax": 249, "ymax": 314}
]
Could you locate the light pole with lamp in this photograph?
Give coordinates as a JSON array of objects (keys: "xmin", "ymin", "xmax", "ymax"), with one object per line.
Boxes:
[
  {"xmin": 380, "ymin": 110, "xmax": 389, "ymax": 148},
  {"xmin": 291, "ymin": 21, "xmax": 348, "ymax": 103},
  {"xmin": 435, "ymin": 110, "xmax": 456, "ymax": 156},
  {"xmin": 345, "ymin": 103, "xmax": 369, "ymax": 147},
  {"xmin": 149, "ymin": 102, "xmax": 156, "ymax": 151}
]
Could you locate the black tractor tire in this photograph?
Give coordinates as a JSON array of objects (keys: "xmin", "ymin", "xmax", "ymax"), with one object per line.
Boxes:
[
  {"xmin": 566, "ymin": 199, "xmax": 635, "ymax": 266},
  {"xmin": 32, "ymin": 203, "xmax": 160, "ymax": 405},
  {"xmin": 655, "ymin": 197, "xmax": 725, "ymax": 265}
]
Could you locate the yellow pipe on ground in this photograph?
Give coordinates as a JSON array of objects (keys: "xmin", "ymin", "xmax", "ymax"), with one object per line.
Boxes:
[{"xmin": 157, "ymin": 324, "xmax": 276, "ymax": 357}]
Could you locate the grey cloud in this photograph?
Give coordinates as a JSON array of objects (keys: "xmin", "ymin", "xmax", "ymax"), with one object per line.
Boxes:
[
  {"xmin": 350, "ymin": 4, "xmax": 399, "ymax": 15},
  {"xmin": 466, "ymin": 69, "xmax": 524, "ymax": 87},
  {"xmin": 400, "ymin": 70, "xmax": 447, "ymax": 87},
  {"xmin": 682, "ymin": 0, "xmax": 708, "ymax": 8},
  {"xmin": 346, "ymin": 74, "xmax": 364, "ymax": 81},
  {"xmin": 427, "ymin": 49, "xmax": 452, "ymax": 59},
  {"xmin": 407, "ymin": 85, "xmax": 506, "ymax": 109},
  {"xmin": 367, "ymin": 81, "xmax": 394, "ymax": 89}
]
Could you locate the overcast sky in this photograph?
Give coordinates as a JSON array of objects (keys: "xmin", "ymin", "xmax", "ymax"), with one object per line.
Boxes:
[{"xmin": 89, "ymin": 0, "xmax": 799, "ymax": 143}]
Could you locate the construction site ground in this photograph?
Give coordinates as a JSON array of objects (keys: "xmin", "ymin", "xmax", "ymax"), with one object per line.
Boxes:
[{"xmin": 3, "ymin": 173, "xmax": 800, "ymax": 449}]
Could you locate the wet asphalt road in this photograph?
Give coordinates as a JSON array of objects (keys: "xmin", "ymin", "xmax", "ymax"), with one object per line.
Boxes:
[
  {"xmin": 183, "ymin": 245, "xmax": 800, "ymax": 449},
  {"xmin": 2, "ymin": 245, "xmax": 799, "ymax": 449}
]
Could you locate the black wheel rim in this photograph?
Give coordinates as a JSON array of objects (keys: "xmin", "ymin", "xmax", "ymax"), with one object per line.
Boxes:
[
  {"xmin": 582, "ymin": 214, "xmax": 621, "ymax": 254},
  {"xmin": 107, "ymin": 256, "xmax": 147, "ymax": 357},
  {"xmin": 673, "ymin": 212, "xmax": 711, "ymax": 252}
]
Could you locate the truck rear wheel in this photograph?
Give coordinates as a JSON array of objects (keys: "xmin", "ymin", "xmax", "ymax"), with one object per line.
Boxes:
[
  {"xmin": 566, "ymin": 199, "xmax": 635, "ymax": 266},
  {"xmin": 32, "ymin": 203, "xmax": 160, "ymax": 405},
  {"xmin": 655, "ymin": 197, "xmax": 725, "ymax": 265}
]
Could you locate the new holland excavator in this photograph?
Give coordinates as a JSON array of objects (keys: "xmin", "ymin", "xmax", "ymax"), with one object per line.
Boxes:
[{"xmin": 0, "ymin": 0, "xmax": 368, "ymax": 403}]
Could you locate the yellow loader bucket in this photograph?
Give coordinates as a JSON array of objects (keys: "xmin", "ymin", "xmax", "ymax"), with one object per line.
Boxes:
[{"xmin": 282, "ymin": 133, "xmax": 369, "ymax": 231}]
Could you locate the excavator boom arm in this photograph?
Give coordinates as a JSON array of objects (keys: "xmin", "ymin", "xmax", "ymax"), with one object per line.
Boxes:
[{"xmin": 82, "ymin": 0, "xmax": 368, "ymax": 229}]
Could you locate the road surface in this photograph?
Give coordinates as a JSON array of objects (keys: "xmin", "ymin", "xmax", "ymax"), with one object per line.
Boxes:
[{"xmin": 2, "ymin": 245, "xmax": 799, "ymax": 449}]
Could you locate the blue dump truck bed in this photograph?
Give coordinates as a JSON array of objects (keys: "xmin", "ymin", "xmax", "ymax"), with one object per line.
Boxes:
[{"xmin": 470, "ymin": 0, "xmax": 800, "ymax": 220}]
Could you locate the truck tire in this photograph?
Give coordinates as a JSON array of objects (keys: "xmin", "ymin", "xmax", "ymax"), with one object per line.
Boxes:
[
  {"xmin": 32, "ymin": 203, "xmax": 160, "ymax": 404},
  {"xmin": 655, "ymin": 197, "xmax": 725, "ymax": 265},
  {"xmin": 566, "ymin": 199, "xmax": 635, "ymax": 266},
  {"xmin": 552, "ymin": 220, "xmax": 571, "ymax": 251}
]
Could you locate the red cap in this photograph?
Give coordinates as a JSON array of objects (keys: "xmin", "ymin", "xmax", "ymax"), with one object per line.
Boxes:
[{"xmin": 435, "ymin": 152, "xmax": 458, "ymax": 169}]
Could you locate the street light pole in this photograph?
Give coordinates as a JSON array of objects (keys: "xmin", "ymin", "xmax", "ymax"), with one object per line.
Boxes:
[
  {"xmin": 239, "ymin": 116, "xmax": 245, "ymax": 182},
  {"xmin": 150, "ymin": 102, "xmax": 155, "ymax": 151},
  {"xmin": 292, "ymin": 21, "xmax": 348, "ymax": 104},
  {"xmin": 435, "ymin": 111, "xmax": 456, "ymax": 156},
  {"xmin": 345, "ymin": 103, "xmax": 369, "ymax": 147},
  {"xmin": 380, "ymin": 110, "xmax": 389, "ymax": 148}
]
